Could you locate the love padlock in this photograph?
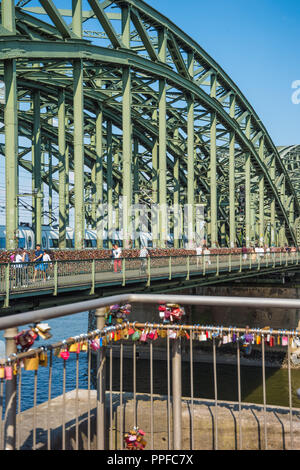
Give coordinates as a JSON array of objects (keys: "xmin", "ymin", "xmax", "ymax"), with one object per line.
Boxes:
[
  {"xmin": 5, "ymin": 365, "xmax": 13, "ymax": 380},
  {"xmin": 60, "ymin": 349, "xmax": 70, "ymax": 360}
]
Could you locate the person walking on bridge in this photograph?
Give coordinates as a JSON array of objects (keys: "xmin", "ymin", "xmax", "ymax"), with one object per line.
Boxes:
[
  {"xmin": 196, "ymin": 245, "xmax": 202, "ymax": 268},
  {"xmin": 242, "ymin": 245, "xmax": 248, "ymax": 262},
  {"xmin": 203, "ymin": 245, "xmax": 211, "ymax": 265},
  {"xmin": 33, "ymin": 244, "xmax": 44, "ymax": 282},
  {"xmin": 112, "ymin": 243, "xmax": 122, "ymax": 273},
  {"xmin": 139, "ymin": 246, "xmax": 149, "ymax": 275}
]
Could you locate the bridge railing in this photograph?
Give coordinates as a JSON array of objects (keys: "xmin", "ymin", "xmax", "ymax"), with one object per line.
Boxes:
[
  {"xmin": 0, "ymin": 251, "xmax": 298, "ymax": 304},
  {"xmin": 1, "ymin": 293, "xmax": 300, "ymax": 450}
]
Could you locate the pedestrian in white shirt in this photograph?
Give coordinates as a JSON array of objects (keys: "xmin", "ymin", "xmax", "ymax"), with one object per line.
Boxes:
[
  {"xmin": 14, "ymin": 249, "xmax": 23, "ymax": 287},
  {"xmin": 203, "ymin": 245, "xmax": 211, "ymax": 265},
  {"xmin": 113, "ymin": 244, "xmax": 122, "ymax": 273},
  {"xmin": 43, "ymin": 251, "xmax": 52, "ymax": 281},
  {"xmin": 139, "ymin": 246, "xmax": 149, "ymax": 274},
  {"xmin": 196, "ymin": 246, "xmax": 202, "ymax": 268}
]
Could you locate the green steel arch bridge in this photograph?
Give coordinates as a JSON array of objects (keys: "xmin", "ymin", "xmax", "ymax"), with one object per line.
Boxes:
[{"xmin": 0, "ymin": 0, "xmax": 299, "ymax": 252}]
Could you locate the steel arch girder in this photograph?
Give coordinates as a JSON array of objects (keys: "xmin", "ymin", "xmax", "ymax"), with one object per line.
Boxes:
[{"xmin": 0, "ymin": 38, "xmax": 297, "ymax": 244}]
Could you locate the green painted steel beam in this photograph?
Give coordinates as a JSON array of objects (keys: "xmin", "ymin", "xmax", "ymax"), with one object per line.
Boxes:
[
  {"xmin": 229, "ymin": 94, "xmax": 236, "ymax": 247},
  {"xmin": 210, "ymin": 73, "xmax": 217, "ymax": 247},
  {"xmin": 158, "ymin": 27, "xmax": 167, "ymax": 248},
  {"xmin": 58, "ymin": 89, "xmax": 66, "ymax": 248},
  {"xmin": 4, "ymin": 59, "xmax": 18, "ymax": 250},
  {"xmin": 73, "ymin": 58, "xmax": 85, "ymax": 249},
  {"xmin": 39, "ymin": 0, "xmax": 77, "ymax": 39},
  {"xmin": 1, "ymin": 0, "xmax": 15, "ymax": 34},
  {"xmin": 87, "ymin": 0, "xmax": 124, "ymax": 49},
  {"xmin": 32, "ymin": 90, "xmax": 42, "ymax": 246}
]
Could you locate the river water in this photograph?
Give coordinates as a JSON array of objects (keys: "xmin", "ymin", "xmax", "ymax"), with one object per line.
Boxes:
[{"xmin": 1, "ymin": 311, "xmax": 300, "ymax": 412}]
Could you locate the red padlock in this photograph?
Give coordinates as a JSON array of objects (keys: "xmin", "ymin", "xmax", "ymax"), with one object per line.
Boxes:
[{"xmin": 60, "ymin": 350, "xmax": 70, "ymax": 360}]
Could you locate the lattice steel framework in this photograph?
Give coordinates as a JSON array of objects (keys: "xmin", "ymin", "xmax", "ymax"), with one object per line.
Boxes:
[{"xmin": 0, "ymin": 0, "xmax": 298, "ymax": 250}]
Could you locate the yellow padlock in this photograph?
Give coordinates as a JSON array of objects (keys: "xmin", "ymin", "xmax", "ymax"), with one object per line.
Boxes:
[
  {"xmin": 159, "ymin": 329, "xmax": 167, "ymax": 338},
  {"xmin": 0, "ymin": 366, "xmax": 5, "ymax": 379},
  {"xmin": 39, "ymin": 351, "xmax": 48, "ymax": 367},
  {"xmin": 24, "ymin": 355, "xmax": 39, "ymax": 371},
  {"xmin": 69, "ymin": 342, "xmax": 80, "ymax": 353}
]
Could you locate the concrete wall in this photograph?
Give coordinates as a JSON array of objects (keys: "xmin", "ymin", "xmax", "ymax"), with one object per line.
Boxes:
[
  {"xmin": 192, "ymin": 286, "xmax": 300, "ymax": 330},
  {"xmin": 18, "ymin": 390, "xmax": 300, "ymax": 450}
]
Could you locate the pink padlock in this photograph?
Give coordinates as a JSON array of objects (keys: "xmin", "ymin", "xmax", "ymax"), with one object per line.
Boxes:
[
  {"xmin": 90, "ymin": 339, "xmax": 100, "ymax": 351},
  {"xmin": 60, "ymin": 350, "xmax": 70, "ymax": 360},
  {"xmin": 5, "ymin": 366, "xmax": 13, "ymax": 380}
]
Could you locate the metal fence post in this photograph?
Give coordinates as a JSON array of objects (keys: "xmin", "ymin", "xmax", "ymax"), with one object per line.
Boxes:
[
  {"xmin": 95, "ymin": 307, "xmax": 107, "ymax": 450},
  {"xmin": 3, "ymin": 327, "xmax": 18, "ymax": 450},
  {"xmin": 53, "ymin": 261, "xmax": 58, "ymax": 296},
  {"xmin": 147, "ymin": 256, "xmax": 151, "ymax": 286},
  {"xmin": 4, "ymin": 264, "xmax": 10, "ymax": 308},
  {"xmin": 90, "ymin": 259, "xmax": 95, "ymax": 295},
  {"xmin": 122, "ymin": 258, "xmax": 126, "ymax": 286},
  {"xmin": 186, "ymin": 256, "xmax": 190, "ymax": 280},
  {"xmin": 172, "ymin": 335, "xmax": 182, "ymax": 450}
]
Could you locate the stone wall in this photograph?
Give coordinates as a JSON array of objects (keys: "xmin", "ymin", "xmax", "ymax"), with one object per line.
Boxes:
[{"xmin": 193, "ymin": 286, "xmax": 300, "ymax": 330}]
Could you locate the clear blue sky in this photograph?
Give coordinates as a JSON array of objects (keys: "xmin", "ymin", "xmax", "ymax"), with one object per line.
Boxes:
[{"xmin": 147, "ymin": 0, "xmax": 300, "ymax": 146}]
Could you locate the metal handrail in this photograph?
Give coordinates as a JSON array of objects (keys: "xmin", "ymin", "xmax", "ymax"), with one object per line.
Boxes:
[{"xmin": 1, "ymin": 292, "xmax": 300, "ymax": 331}]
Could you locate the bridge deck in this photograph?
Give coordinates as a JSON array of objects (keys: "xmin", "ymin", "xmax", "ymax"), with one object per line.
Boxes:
[{"xmin": 0, "ymin": 252, "xmax": 298, "ymax": 308}]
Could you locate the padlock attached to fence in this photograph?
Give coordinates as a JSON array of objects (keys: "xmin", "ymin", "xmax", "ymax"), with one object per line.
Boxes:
[
  {"xmin": 105, "ymin": 304, "xmax": 131, "ymax": 326},
  {"xmin": 124, "ymin": 426, "xmax": 147, "ymax": 450},
  {"xmin": 14, "ymin": 329, "xmax": 38, "ymax": 351},
  {"xmin": 158, "ymin": 303, "xmax": 186, "ymax": 324}
]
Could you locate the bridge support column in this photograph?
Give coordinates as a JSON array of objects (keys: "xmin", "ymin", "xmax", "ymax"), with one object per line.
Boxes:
[
  {"xmin": 73, "ymin": 58, "xmax": 85, "ymax": 249},
  {"xmin": 72, "ymin": 7, "xmax": 85, "ymax": 248},
  {"xmin": 48, "ymin": 141, "xmax": 53, "ymax": 224},
  {"xmin": 4, "ymin": 58, "xmax": 18, "ymax": 250},
  {"xmin": 210, "ymin": 73, "xmax": 217, "ymax": 247},
  {"xmin": 133, "ymin": 138, "xmax": 140, "ymax": 248},
  {"xmin": 280, "ymin": 179, "xmax": 286, "ymax": 246},
  {"xmin": 32, "ymin": 91, "xmax": 42, "ymax": 246},
  {"xmin": 122, "ymin": 5, "xmax": 132, "ymax": 249},
  {"xmin": 158, "ymin": 28, "xmax": 167, "ymax": 248},
  {"xmin": 259, "ymin": 137, "xmax": 265, "ymax": 246},
  {"xmin": 270, "ymin": 157, "xmax": 276, "ymax": 246},
  {"xmin": 187, "ymin": 52, "xmax": 195, "ymax": 248},
  {"xmin": 245, "ymin": 115, "xmax": 251, "ymax": 247},
  {"xmin": 152, "ymin": 109, "xmax": 159, "ymax": 247},
  {"xmin": 122, "ymin": 66, "xmax": 132, "ymax": 249},
  {"xmin": 229, "ymin": 94, "xmax": 236, "ymax": 248},
  {"xmin": 107, "ymin": 120, "xmax": 113, "ymax": 249},
  {"xmin": 95, "ymin": 106, "xmax": 104, "ymax": 248},
  {"xmin": 58, "ymin": 89, "xmax": 66, "ymax": 248},
  {"xmin": 173, "ymin": 137, "xmax": 180, "ymax": 248}
]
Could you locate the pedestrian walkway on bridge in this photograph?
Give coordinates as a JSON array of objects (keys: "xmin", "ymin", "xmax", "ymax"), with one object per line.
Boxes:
[{"xmin": 1, "ymin": 247, "xmax": 299, "ymax": 308}]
